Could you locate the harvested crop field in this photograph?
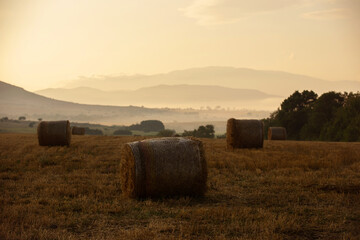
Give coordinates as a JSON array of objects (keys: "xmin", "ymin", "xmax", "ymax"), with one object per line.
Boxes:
[{"xmin": 0, "ymin": 133, "xmax": 359, "ymax": 239}]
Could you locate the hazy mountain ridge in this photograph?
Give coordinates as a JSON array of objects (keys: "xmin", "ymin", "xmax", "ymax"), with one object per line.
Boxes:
[
  {"xmin": 59, "ymin": 67, "xmax": 360, "ymax": 96},
  {"xmin": 0, "ymin": 81, "xmax": 270, "ymax": 127},
  {"xmin": 35, "ymin": 84, "xmax": 278, "ymax": 108},
  {"xmin": 0, "ymin": 81, "xmax": 176, "ymax": 123}
]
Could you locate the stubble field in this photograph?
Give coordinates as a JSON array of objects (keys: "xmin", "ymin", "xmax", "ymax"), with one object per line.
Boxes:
[{"xmin": 0, "ymin": 133, "xmax": 359, "ymax": 239}]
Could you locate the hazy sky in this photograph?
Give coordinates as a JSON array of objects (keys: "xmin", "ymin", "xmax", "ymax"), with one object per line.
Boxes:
[{"xmin": 0, "ymin": 0, "xmax": 359, "ymax": 91}]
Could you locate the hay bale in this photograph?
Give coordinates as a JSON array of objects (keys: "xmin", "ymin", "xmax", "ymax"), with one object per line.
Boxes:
[
  {"xmin": 226, "ymin": 118, "xmax": 264, "ymax": 149},
  {"xmin": 72, "ymin": 126, "xmax": 85, "ymax": 135},
  {"xmin": 268, "ymin": 127, "xmax": 287, "ymax": 140},
  {"xmin": 120, "ymin": 137, "xmax": 207, "ymax": 198},
  {"xmin": 37, "ymin": 120, "xmax": 71, "ymax": 146}
]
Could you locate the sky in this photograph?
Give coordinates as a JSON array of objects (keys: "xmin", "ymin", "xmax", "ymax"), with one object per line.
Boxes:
[{"xmin": 0, "ymin": 0, "xmax": 359, "ymax": 91}]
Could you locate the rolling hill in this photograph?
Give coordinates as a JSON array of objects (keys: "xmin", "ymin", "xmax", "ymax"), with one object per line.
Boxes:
[
  {"xmin": 0, "ymin": 81, "xmax": 178, "ymax": 124},
  {"xmin": 35, "ymin": 84, "xmax": 279, "ymax": 108},
  {"xmin": 58, "ymin": 66, "xmax": 360, "ymax": 96},
  {"xmin": 0, "ymin": 81, "xmax": 271, "ymax": 127}
]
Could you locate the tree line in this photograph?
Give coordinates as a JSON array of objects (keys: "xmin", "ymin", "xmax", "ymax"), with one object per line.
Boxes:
[{"xmin": 263, "ymin": 90, "xmax": 360, "ymax": 141}]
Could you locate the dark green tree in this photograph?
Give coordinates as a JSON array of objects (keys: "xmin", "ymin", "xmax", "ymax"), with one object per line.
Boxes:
[
  {"xmin": 276, "ymin": 90, "xmax": 317, "ymax": 140},
  {"xmin": 84, "ymin": 127, "xmax": 103, "ymax": 135},
  {"xmin": 266, "ymin": 90, "xmax": 360, "ymax": 142},
  {"xmin": 157, "ymin": 129, "xmax": 176, "ymax": 137},
  {"xmin": 113, "ymin": 129, "xmax": 132, "ymax": 136},
  {"xmin": 320, "ymin": 92, "xmax": 360, "ymax": 141},
  {"xmin": 301, "ymin": 91, "xmax": 345, "ymax": 140},
  {"xmin": 182, "ymin": 125, "xmax": 215, "ymax": 138},
  {"xmin": 128, "ymin": 120, "xmax": 165, "ymax": 132}
]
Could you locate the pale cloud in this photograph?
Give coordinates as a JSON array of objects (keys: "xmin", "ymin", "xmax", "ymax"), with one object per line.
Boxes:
[
  {"xmin": 181, "ymin": 0, "xmax": 359, "ymax": 25},
  {"xmin": 289, "ymin": 53, "xmax": 295, "ymax": 60},
  {"xmin": 181, "ymin": 0, "xmax": 309, "ymax": 25},
  {"xmin": 302, "ymin": 8, "xmax": 350, "ymax": 20}
]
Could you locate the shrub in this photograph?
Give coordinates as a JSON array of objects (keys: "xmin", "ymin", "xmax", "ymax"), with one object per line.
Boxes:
[
  {"xmin": 1, "ymin": 117, "xmax": 8, "ymax": 122},
  {"xmin": 113, "ymin": 129, "xmax": 132, "ymax": 136},
  {"xmin": 84, "ymin": 127, "xmax": 103, "ymax": 135},
  {"xmin": 128, "ymin": 120, "xmax": 165, "ymax": 132},
  {"xmin": 157, "ymin": 129, "xmax": 176, "ymax": 137},
  {"xmin": 182, "ymin": 125, "xmax": 215, "ymax": 138}
]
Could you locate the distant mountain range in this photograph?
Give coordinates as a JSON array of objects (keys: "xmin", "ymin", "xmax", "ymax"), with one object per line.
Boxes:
[
  {"xmin": 35, "ymin": 84, "xmax": 279, "ymax": 108},
  {"xmin": 0, "ymin": 81, "xmax": 270, "ymax": 127},
  {"xmin": 2, "ymin": 66, "xmax": 358, "ymax": 128},
  {"xmin": 58, "ymin": 66, "xmax": 360, "ymax": 96},
  {"xmin": 0, "ymin": 81, "xmax": 167, "ymax": 124}
]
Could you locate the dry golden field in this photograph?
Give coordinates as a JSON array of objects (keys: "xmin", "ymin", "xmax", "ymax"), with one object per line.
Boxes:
[{"xmin": 0, "ymin": 133, "xmax": 359, "ymax": 240}]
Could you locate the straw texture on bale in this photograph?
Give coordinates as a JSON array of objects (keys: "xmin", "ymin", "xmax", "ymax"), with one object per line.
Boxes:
[
  {"xmin": 72, "ymin": 126, "xmax": 85, "ymax": 135},
  {"xmin": 268, "ymin": 127, "xmax": 287, "ymax": 140},
  {"xmin": 37, "ymin": 120, "xmax": 71, "ymax": 146},
  {"xmin": 226, "ymin": 118, "xmax": 264, "ymax": 149},
  {"xmin": 120, "ymin": 137, "xmax": 207, "ymax": 198}
]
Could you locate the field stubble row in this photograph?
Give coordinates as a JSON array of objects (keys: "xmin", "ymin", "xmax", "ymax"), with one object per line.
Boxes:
[{"xmin": 0, "ymin": 133, "xmax": 359, "ymax": 239}]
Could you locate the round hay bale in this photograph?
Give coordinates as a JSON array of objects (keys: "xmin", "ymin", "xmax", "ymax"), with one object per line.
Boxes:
[
  {"xmin": 37, "ymin": 120, "xmax": 71, "ymax": 146},
  {"xmin": 226, "ymin": 118, "xmax": 264, "ymax": 149},
  {"xmin": 120, "ymin": 137, "xmax": 207, "ymax": 198},
  {"xmin": 268, "ymin": 127, "xmax": 287, "ymax": 140},
  {"xmin": 72, "ymin": 126, "xmax": 85, "ymax": 135}
]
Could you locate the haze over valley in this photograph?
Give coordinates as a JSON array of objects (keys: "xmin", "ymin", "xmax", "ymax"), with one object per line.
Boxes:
[
  {"xmin": 0, "ymin": 80, "xmax": 271, "ymax": 133},
  {"xmin": 35, "ymin": 67, "xmax": 360, "ymax": 110}
]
